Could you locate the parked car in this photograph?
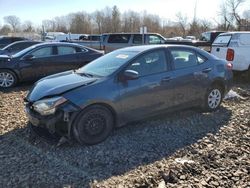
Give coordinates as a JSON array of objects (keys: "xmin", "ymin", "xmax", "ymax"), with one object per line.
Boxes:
[
  {"xmin": 102, "ymin": 33, "xmax": 166, "ymax": 53},
  {"xmin": 0, "ymin": 41, "xmax": 41, "ymax": 56},
  {"xmin": 67, "ymin": 34, "xmax": 104, "ymax": 50},
  {"xmin": 211, "ymin": 32, "xmax": 250, "ymax": 78},
  {"xmin": 0, "ymin": 42, "xmax": 103, "ymax": 88},
  {"xmin": 25, "ymin": 45, "xmax": 233, "ymax": 145},
  {"xmin": 0, "ymin": 36, "xmax": 28, "ymax": 49},
  {"xmin": 200, "ymin": 31, "xmax": 225, "ymax": 44}
]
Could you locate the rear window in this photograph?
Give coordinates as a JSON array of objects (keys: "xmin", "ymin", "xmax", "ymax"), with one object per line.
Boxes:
[
  {"xmin": 213, "ymin": 35, "xmax": 232, "ymax": 46},
  {"xmin": 108, "ymin": 34, "xmax": 131, "ymax": 43}
]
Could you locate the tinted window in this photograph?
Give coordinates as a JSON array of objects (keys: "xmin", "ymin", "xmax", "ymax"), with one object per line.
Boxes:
[
  {"xmin": 170, "ymin": 50, "xmax": 200, "ymax": 69},
  {"xmin": 57, "ymin": 46, "xmax": 76, "ymax": 55},
  {"xmin": 200, "ymin": 32, "xmax": 211, "ymax": 42},
  {"xmin": 108, "ymin": 34, "xmax": 131, "ymax": 43},
  {"xmin": 31, "ymin": 47, "xmax": 53, "ymax": 58},
  {"xmin": 127, "ymin": 50, "xmax": 167, "ymax": 76},
  {"xmin": 133, "ymin": 34, "xmax": 143, "ymax": 44},
  {"xmin": 148, "ymin": 35, "xmax": 164, "ymax": 44}
]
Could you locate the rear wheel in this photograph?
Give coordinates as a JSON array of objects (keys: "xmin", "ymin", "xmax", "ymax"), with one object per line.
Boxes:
[
  {"xmin": 203, "ymin": 85, "xmax": 224, "ymax": 112},
  {"xmin": 73, "ymin": 105, "xmax": 114, "ymax": 145},
  {"xmin": 0, "ymin": 70, "xmax": 17, "ymax": 88}
]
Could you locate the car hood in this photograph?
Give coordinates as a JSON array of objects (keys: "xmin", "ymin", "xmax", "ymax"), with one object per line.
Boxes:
[{"xmin": 27, "ymin": 71, "xmax": 98, "ymax": 102}]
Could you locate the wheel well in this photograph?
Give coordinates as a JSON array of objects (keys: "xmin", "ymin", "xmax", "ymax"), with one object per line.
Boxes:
[
  {"xmin": 0, "ymin": 68, "xmax": 19, "ymax": 81},
  {"xmin": 211, "ymin": 80, "xmax": 225, "ymax": 95}
]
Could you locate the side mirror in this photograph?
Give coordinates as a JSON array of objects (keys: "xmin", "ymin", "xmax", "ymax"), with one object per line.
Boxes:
[
  {"xmin": 123, "ymin": 70, "xmax": 139, "ymax": 80},
  {"xmin": 23, "ymin": 54, "xmax": 34, "ymax": 61}
]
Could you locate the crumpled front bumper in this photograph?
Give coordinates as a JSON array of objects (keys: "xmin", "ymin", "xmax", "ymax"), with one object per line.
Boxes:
[{"xmin": 25, "ymin": 102, "xmax": 80, "ymax": 141}]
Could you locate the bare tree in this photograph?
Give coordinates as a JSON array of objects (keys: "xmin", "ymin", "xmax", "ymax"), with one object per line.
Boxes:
[
  {"xmin": 218, "ymin": 0, "xmax": 246, "ymax": 30},
  {"xmin": 42, "ymin": 19, "xmax": 56, "ymax": 32},
  {"xmin": 54, "ymin": 16, "xmax": 69, "ymax": 33},
  {"xmin": 111, "ymin": 5, "xmax": 121, "ymax": 32},
  {"xmin": 69, "ymin": 12, "xmax": 92, "ymax": 33},
  {"xmin": 93, "ymin": 10, "xmax": 104, "ymax": 34},
  {"xmin": 22, "ymin": 20, "xmax": 34, "ymax": 32},
  {"xmin": 227, "ymin": 0, "xmax": 245, "ymax": 29},
  {"xmin": 142, "ymin": 11, "xmax": 161, "ymax": 33},
  {"xmin": 3, "ymin": 15, "xmax": 20, "ymax": 32},
  {"xmin": 122, "ymin": 10, "xmax": 141, "ymax": 32},
  {"xmin": 176, "ymin": 12, "xmax": 188, "ymax": 37},
  {"xmin": 0, "ymin": 25, "xmax": 12, "ymax": 35}
]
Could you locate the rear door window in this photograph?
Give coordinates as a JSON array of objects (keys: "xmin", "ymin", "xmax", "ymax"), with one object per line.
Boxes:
[
  {"xmin": 170, "ymin": 49, "xmax": 203, "ymax": 69},
  {"xmin": 108, "ymin": 34, "xmax": 131, "ymax": 43},
  {"xmin": 212, "ymin": 35, "xmax": 232, "ymax": 47},
  {"xmin": 127, "ymin": 50, "xmax": 167, "ymax": 76},
  {"xmin": 57, "ymin": 46, "xmax": 76, "ymax": 55}
]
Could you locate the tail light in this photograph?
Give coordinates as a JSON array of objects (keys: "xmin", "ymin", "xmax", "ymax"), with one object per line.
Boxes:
[
  {"xmin": 226, "ymin": 62, "xmax": 233, "ymax": 70},
  {"xmin": 226, "ymin": 48, "xmax": 234, "ymax": 61}
]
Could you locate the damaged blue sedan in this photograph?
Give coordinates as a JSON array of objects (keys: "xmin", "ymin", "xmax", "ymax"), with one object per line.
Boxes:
[{"xmin": 25, "ymin": 45, "xmax": 233, "ymax": 145}]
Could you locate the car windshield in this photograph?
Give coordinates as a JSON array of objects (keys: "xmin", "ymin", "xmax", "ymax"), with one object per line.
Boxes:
[
  {"xmin": 12, "ymin": 45, "xmax": 37, "ymax": 57},
  {"xmin": 77, "ymin": 50, "xmax": 138, "ymax": 77}
]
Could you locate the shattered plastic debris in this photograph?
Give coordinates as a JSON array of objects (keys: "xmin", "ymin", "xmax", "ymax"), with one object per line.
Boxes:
[
  {"xmin": 224, "ymin": 90, "xmax": 246, "ymax": 100},
  {"xmin": 174, "ymin": 158, "xmax": 195, "ymax": 164}
]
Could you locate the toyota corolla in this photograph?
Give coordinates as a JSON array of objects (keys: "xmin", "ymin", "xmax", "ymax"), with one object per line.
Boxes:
[{"xmin": 25, "ymin": 45, "xmax": 233, "ymax": 145}]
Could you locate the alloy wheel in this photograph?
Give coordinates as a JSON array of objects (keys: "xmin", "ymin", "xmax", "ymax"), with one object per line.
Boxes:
[
  {"xmin": 0, "ymin": 72, "xmax": 15, "ymax": 87},
  {"xmin": 208, "ymin": 89, "xmax": 221, "ymax": 109}
]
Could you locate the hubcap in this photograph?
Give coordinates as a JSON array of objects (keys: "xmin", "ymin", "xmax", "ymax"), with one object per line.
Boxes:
[
  {"xmin": 84, "ymin": 114, "xmax": 105, "ymax": 136},
  {"xmin": 208, "ymin": 89, "xmax": 221, "ymax": 109},
  {"xmin": 0, "ymin": 72, "xmax": 14, "ymax": 87}
]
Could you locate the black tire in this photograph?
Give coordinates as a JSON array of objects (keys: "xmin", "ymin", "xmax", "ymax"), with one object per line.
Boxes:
[
  {"xmin": 0, "ymin": 69, "xmax": 17, "ymax": 88},
  {"xmin": 202, "ymin": 85, "xmax": 224, "ymax": 112},
  {"xmin": 73, "ymin": 105, "xmax": 114, "ymax": 145},
  {"xmin": 246, "ymin": 68, "xmax": 250, "ymax": 82}
]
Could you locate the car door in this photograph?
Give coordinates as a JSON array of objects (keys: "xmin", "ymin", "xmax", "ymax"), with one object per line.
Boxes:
[
  {"xmin": 19, "ymin": 46, "xmax": 56, "ymax": 80},
  {"xmin": 53, "ymin": 45, "xmax": 79, "ymax": 71},
  {"xmin": 118, "ymin": 49, "xmax": 175, "ymax": 121},
  {"xmin": 104, "ymin": 34, "xmax": 131, "ymax": 53},
  {"xmin": 75, "ymin": 47, "xmax": 97, "ymax": 67},
  {"xmin": 168, "ymin": 47, "xmax": 212, "ymax": 106}
]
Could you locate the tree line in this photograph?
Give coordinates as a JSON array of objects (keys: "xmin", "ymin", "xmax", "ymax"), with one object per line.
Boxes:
[{"xmin": 0, "ymin": 0, "xmax": 249, "ymax": 38}]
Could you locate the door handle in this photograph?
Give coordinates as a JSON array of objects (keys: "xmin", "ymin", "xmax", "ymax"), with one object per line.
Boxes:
[
  {"xmin": 216, "ymin": 48, "xmax": 220, "ymax": 52},
  {"xmin": 161, "ymin": 77, "xmax": 172, "ymax": 82},
  {"xmin": 202, "ymin": 68, "xmax": 212, "ymax": 73}
]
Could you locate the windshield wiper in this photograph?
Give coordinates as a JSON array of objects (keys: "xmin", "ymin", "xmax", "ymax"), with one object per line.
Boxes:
[{"xmin": 74, "ymin": 70, "xmax": 95, "ymax": 78}]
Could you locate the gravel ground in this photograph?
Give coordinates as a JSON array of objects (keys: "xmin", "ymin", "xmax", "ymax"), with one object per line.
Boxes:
[{"xmin": 0, "ymin": 80, "xmax": 249, "ymax": 188}]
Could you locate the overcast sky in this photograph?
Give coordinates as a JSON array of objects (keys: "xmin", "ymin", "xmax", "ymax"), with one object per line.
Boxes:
[{"xmin": 0, "ymin": 0, "xmax": 249, "ymax": 26}]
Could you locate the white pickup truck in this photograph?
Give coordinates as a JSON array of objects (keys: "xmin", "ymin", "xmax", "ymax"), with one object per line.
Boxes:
[{"xmin": 211, "ymin": 32, "xmax": 250, "ymax": 78}]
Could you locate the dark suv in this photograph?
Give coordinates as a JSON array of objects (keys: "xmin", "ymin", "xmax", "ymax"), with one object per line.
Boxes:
[{"xmin": 0, "ymin": 36, "xmax": 27, "ymax": 49}]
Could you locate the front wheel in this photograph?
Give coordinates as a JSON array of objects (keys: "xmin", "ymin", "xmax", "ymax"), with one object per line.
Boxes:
[
  {"xmin": 203, "ymin": 86, "xmax": 223, "ymax": 112},
  {"xmin": 73, "ymin": 105, "xmax": 114, "ymax": 145},
  {"xmin": 0, "ymin": 70, "xmax": 17, "ymax": 88}
]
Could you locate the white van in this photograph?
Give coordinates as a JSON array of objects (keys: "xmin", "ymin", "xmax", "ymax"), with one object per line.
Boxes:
[{"xmin": 211, "ymin": 32, "xmax": 250, "ymax": 75}]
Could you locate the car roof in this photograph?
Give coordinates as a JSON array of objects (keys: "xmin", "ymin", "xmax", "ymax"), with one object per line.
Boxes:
[
  {"xmin": 219, "ymin": 31, "xmax": 250, "ymax": 36},
  {"xmin": 117, "ymin": 44, "xmax": 199, "ymax": 53},
  {"xmin": 30, "ymin": 42, "xmax": 83, "ymax": 48},
  {"xmin": 9, "ymin": 40, "xmax": 41, "ymax": 45},
  {"xmin": 102, "ymin": 32, "xmax": 164, "ymax": 35}
]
